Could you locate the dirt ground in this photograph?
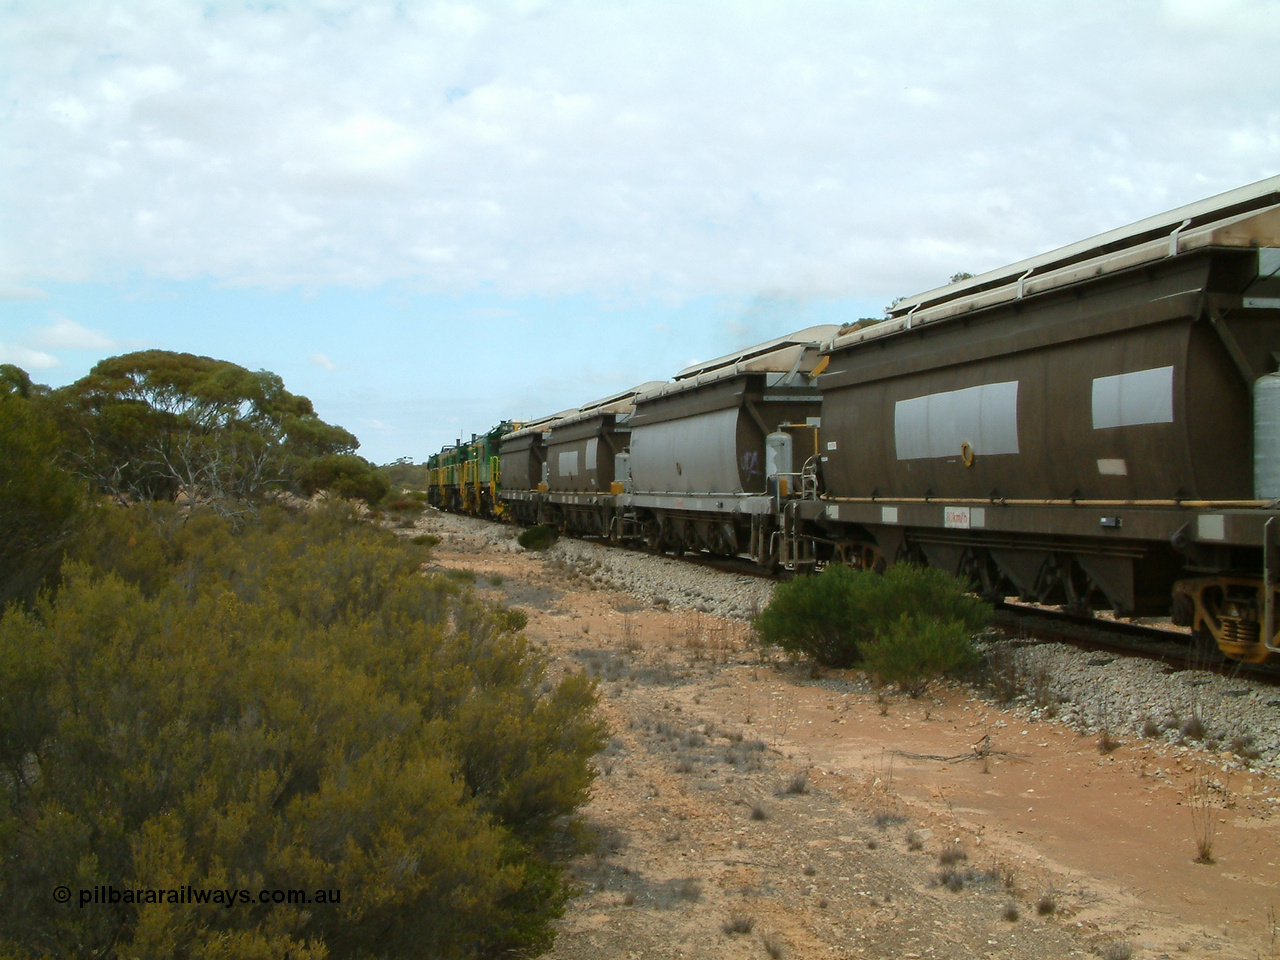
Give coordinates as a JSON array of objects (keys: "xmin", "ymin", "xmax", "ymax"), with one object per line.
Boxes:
[{"xmin": 421, "ymin": 516, "xmax": 1280, "ymax": 960}]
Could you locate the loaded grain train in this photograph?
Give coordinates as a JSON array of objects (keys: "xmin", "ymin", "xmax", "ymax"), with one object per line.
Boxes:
[{"xmin": 428, "ymin": 175, "xmax": 1280, "ymax": 663}]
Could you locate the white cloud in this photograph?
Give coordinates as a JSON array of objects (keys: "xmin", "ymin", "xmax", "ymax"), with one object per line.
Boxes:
[
  {"xmin": 0, "ymin": 343, "xmax": 60, "ymax": 369},
  {"xmin": 29, "ymin": 314, "xmax": 116, "ymax": 350},
  {"xmin": 309, "ymin": 353, "xmax": 337, "ymax": 370},
  {"xmin": 0, "ymin": 285, "xmax": 48, "ymax": 301},
  {"xmin": 0, "ymin": 1, "xmax": 1276, "ymax": 301}
]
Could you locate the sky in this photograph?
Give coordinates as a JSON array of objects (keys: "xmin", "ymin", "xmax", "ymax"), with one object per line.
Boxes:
[{"xmin": 2, "ymin": 0, "xmax": 1278, "ymax": 464}]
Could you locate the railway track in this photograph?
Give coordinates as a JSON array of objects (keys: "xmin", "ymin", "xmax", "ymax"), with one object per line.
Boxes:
[
  {"xmin": 610, "ymin": 538, "xmax": 1280, "ymax": 683},
  {"xmin": 992, "ymin": 602, "xmax": 1280, "ymax": 685}
]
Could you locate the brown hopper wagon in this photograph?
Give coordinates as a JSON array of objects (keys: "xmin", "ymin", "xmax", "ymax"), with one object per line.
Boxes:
[
  {"xmin": 810, "ymin": 176, "xmax": 1280, "ymax": 661},
  {"xmin": 428, "ymin": 175, "xmax": 1280, "ymax": 662}
]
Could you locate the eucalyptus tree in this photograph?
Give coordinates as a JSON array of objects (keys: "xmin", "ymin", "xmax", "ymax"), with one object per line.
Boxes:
[{"xmin": 51, "ymin": 351, "xmax": 384, "ymax": 509}]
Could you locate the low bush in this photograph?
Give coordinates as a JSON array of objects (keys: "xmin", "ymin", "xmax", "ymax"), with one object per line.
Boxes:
[
  {"xmin": 753, "ymin": 563, "xmax": 990, "ymax": 674},
  {"xmin": 498, "ymin": 608, "xmax": 530, "ymax": 633},
  {"xmin": 0, "ymin": 380, "xmax": 86, "ymax": 607},
  {"xmin": 295, "ymin": 453, "xmax": 390, "ymax": 506},
  {"xmin": 1, "ymin": 506, "xmax": 605, "ymax": 959},
  {"xmin": 518, "ymin": 525, "xmax": 559, "ymax": 551},
  {"xmin": 860, "ymin": 615, "xmax": 980, "ymax": 697}
]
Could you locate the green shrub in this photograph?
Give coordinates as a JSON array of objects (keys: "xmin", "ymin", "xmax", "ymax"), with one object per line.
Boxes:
[
  {"xmin": 411, "ymin": 533, "xmax": 441, "ymax": 548},
  {"xmin": 296, "ymin": 453, "xmax": 391, "ymax": 506},
  {"xmin": 498, "ymin": 608, "xmax": 530, "ymax": 633},
  {"xmin": 860, "ymin": 614, "xmax": 980, "ymax": 697},
  {"xmin": 0, "ymin": 380, "xmax": 86, "ymax": 607},
  {"xmin": 1, "ymin": 506, "xmax": 605, "ymax": 959},
  {"xmin": 517, "ymin": 525, "xmax": 559, "ymax": 551},
  {"xmin": 445, "ymin": 567, "xmax": 478, "ymax": 582},
  {"xmin": 753, "ymin": 563, "xmax": 990, "ymax": 671}
]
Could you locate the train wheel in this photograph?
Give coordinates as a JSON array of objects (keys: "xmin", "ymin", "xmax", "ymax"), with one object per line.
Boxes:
[{"xmin": 833, "ymin": 541, "xmax": 886, "ymax": 572}]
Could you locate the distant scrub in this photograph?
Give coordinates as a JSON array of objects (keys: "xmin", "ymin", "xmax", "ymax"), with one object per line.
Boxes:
[
  {"xmin": 0, "ymin": 504, "xmax": 604, "ymax": 959},
  {"xmin": 295, "ymin": 453, "xmax": 390, "ymax": 506},
  {"xmin": 754, "ymin": 564, "xmax": 989, "ymax": 690},
  {"xmin": 377, "ymin": 457, "xmax": 428, "ymax": 491},
  {"xmin": 385, "ymin": 497, "xmax": 426, "ymax": 514}
]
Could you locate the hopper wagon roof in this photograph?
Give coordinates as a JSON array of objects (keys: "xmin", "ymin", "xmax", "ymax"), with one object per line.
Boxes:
[
  {"xmin": 637, "ymin": 325, "xmax": 842, "ymax": 403},
  {"xmin": 829, "ymin": 174, "xmax": 1280, "ymax": 354},
  {"xmin": 502, "ymin": 407, "xmax": 581, "ymax": 442},
  {"xmin": 548, "ymin": 382, "xmax": 667, "ymax": 430}
]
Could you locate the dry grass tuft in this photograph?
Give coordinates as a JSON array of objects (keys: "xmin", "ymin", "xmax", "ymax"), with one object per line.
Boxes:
[
  {"xmin": 722, "ymin": 915, "xmax": 754, "ymax": 935},
  {"xmin": 1097, "ymin": 940, "xmax": 1132, "ymax": 960},
  {"xmin": 779, "ymin": 771, "xmax": 809, "ymax": 795},
  {"xmin": 676, "ymin": 878, "xmax": 702, "ymax": 902},
  {"xmin": 938, "ymin": 844, "xmax": 967, "ymax": 865},
  {"xmin": 1180, "ymin": 713, "xmax": 1206, "ymax": 741},
  {"xmin": 1231, "ymin": 733, "xmax": 1262, "ymax": 761},
  {"xmin": 1188, "ymin": 766, "xmax": 1217, "ymax": 864}
]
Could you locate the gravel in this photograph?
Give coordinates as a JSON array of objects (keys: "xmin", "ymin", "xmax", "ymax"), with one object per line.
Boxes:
[
  {"xmin": 545, "ymin": 539, "xmax": 774, "ymax": 622},
  {"xmin": 985, "ymin": 640, "xmax": 1280, "ymax": 772},
  {"xmin": 413, "ymin": 508, "xmax": 1279, "ymax": 773}
]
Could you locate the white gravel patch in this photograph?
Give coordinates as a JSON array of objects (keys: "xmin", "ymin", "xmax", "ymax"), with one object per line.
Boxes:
[
  {"xmin": 411, "ymin": 508, "xmax": 773, "ymax": 620},
  {"xmin": 987, "ymin": 640, "xmax": 1280, "ymax": 771},
  {"xmin": 546, "ymin": 539, "xmax": 774, "ymax": 622},
  {"xmin": 410, "ymin": 509, "xmax": 528, "ymax": 553}
]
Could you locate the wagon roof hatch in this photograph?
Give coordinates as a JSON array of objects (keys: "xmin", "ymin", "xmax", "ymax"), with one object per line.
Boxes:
[
  {"xmin": 504, "ymin": 407, "xmax": 581, "ymax": 440},
  {"xmin": 549, "ymin": 382, "xmax": 668, "ymax": 429}
]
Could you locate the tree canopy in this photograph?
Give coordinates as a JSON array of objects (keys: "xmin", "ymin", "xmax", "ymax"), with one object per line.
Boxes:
[{"xmin": 47, "ymin": 351, "xmax": 383, "ymax": 508}]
